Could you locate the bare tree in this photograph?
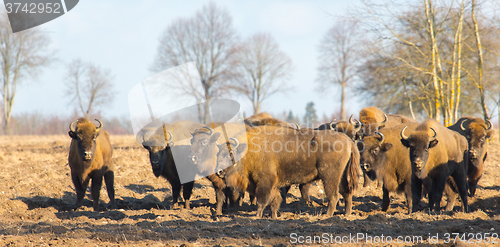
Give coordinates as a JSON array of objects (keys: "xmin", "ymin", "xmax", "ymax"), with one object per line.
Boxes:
[
  {"xmin": 230, "ymin": 33, "xmax": 293, "ymax": 114},
  {"xmin": 317, "ymin": 20, "xmax": 362, "ymax": 121},
  {"xmin": 151, "ymin": 2, "xmax": 237, "ymax": 123},
  {"xmin": 353, "ymin": 0, "xmax": 500, "ymax": 125},
  {"xmin": 65, "ymin": 59, "xmax": 115, "ymax": 119},
  {"xmin": 0, "ymin": 13, "xmax": 52, "ymax": 134}
]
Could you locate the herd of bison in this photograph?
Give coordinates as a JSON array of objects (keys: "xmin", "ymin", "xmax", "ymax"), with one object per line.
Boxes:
[{"xmin": 1, "ymin": 106, "xmax": 499, "ymax": 246}]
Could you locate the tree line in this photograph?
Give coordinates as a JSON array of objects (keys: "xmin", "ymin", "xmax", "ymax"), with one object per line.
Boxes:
[{"xmin": 2, "ymin": 0, "xmax": 500, "ymax": 135}]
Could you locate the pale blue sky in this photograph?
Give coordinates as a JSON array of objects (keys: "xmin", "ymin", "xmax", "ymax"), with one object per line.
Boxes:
[{"xmin": 13, "ymin": 0, "xmax": 364, "ymax": 122}]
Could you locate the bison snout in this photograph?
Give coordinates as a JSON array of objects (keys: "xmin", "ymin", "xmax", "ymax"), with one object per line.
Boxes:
[
  {"xmin": 470, "ymin": 149, "xmax": 477, "ymax": 159},
  {"xmin": 414, "ymin": 160, "xmax": 423, "ymax": 170},
  {"xmin": 151, "ymin": 161, "xmax": 160, "ymax": 169},
  {"xmin": 190, "ymin": 155, "xmax": 198, "ymax": 164},
  {"xmin": 84, "ymin": 151, "xmax": 93, "ymax": 160}
]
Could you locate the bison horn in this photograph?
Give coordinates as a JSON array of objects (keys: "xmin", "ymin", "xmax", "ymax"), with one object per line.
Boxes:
[
  {"xmin": 142, "ymin": 133, "xmax": 147, "ymax": 143},
  {"xmin": 69, "ymin": 120, "xmax": 78, "ymax": 132},
  {"xmin": 354, "ymin": 118, "xmax": 362, "ymax": 132},
  {"xmin": 400, "ymin": 126, "xmax": 410, "ymax": 140},
  {"xmin": 349, "ymin": 114, "xmax": 355, "ymax": 125},
  {"xmin": 229, "ymin": 138, "xmax": 239, "ymax": 148},
  {"xmin": 294, "ymin": 123, "xmax": 300, "ymax": 129},
  {"xmin": 95, "ymin": 119, "xmax": 103, "ymax": 131},
  {"xmin": 162, "ymin": 124, "xmax": 173, "ymax": 142},
  {"xmin": 330, "ymin": 121, "xmax": 338, "ymax": 130},
  {"xmin": 460, "ymin": 119, "xmax": 468, "ymax": 131},
  {"xmin": 485, "ymin": 119, "xmax": 492, "ymax": 130},
  {"xmin": 200, "ymin": 126, "xmax": 214, "ymax": 136},
  {"xmin": 380, "ymin": 114, "xmax": 388, "ymax": 128},
  {"xmin": 167, "ymin": 131, "xmax": 173, "ymax": 142},
  {"xmin": 429, "ymin": 127, "xmax": 437, "ymax": 138},
  {"xmin": 375, "ymin": 131, "xmax": 385, "ymax": 144}
]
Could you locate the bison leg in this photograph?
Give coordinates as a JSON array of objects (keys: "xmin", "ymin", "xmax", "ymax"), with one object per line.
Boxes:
[
  {"xmin": 404, "ymin": 182, "xmax": 413, "ymax": 214},
  {"xmin": 255, "ymin": 180, "xmax": 276, "ymax": 218},
  {"xmin": 182, "ymin": 181, "xmax": 194, "ymax": 210},
  {"xmin": 468, "ymin": 176, "xmax": 480, "ymax": 197},
  {"xmin": 323, "ymin": 180, "xmax": 340, "ymax": 217},
  {"xmin": 341, "ymin": 191, "xmax": 353, "ymax": 215},
  {"xmin": 71, "ymin": 174, "xmax": 89, "ymax": 210},
  {"xmin": 170, "ymin": 184, "xmax": 182, "ymax": 209},
  {"xmin": 363, "ymin": 172, "xmax": 373, "ymax": 188},
  {"xmin": 382, "ymin": 186, "xmax": 390, "ymax": 212},
  {"xmin": 269, "ymin": 188, "xmax": 282, "ymax": 219},
  {"xmin": 430, "ymin": 176, "xmax": 446, "ymax": 213},
  {"xmin": 444, "ymin": 182, "xmax": 457, "ymax": 211},
  {"xmin": 280, "ymin": 186, "xmax": 290, "ymax": 207},
  {"xmin": 104, "ymin": 170, "xmax": 116, "ymax": 209},
  {"xmin": 410, "ymin": 175, "xmax": 423, "ymax": 213},
  {"xmin": 451, "ymin": 166, "xmax": 469, "ymax": 213},
  {"xmin": 90, "ymin": 175, "xmax": 103, "ymax": 211},
  {"xmin": 299, "ymin": 183, "xmax": 311, "ymax": 202}
]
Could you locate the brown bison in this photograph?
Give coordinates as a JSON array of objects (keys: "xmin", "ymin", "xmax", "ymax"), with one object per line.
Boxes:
[
  {"xmin": 191, "ymin": 125, "xmax": 360, "ymax": 218},
  {"xmin": 68, "ymin": 118, "xmax": 115, "ymax": 211},
  {"xmin": 142, "ymin": 125, "xmax": 195, "ymax": 210},
  {"xmin": 400, "ymin": 119, "xmax": 469, "ymax": 212},
  {"xmin": 359, "ymin": 106, "xmax": 417, "ymax": 136},
  {"xmin": 359, "ymin": 124, "xmax": 420, "ymax": 213},
  {"xmin": 448, "ymin": 117, "xmax": 492, "ymax": 196}
]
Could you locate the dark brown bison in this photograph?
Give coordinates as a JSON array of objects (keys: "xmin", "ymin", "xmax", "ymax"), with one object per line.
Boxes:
[
  {"xmin": 359, "ymin": 106, "xmax": 417, "ymax": 136},
  {"xmin": 359, "ymin": 124, "xmax": 418, "ymax": 213},
  {"xmin": 142, "ymin": 125, "xmax": 195, "ymax": 210},
  {"xmin": 191, "ymin": 125, "xmax": 360, "ymax": 218},
  {"xmin": 448, "ymin": 117, "xmax": 492, "ymax": 196},
  {"xmin": 400, "ymin": 119, "xmax": 469, "ymax": 212},
  {"xmin": 68, "ymin": 118, "xmax": 115, "ymax": 211}
]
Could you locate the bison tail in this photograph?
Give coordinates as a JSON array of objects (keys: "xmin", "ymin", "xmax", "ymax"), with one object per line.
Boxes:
[{"xmin": 346, "ymin": 142, "xmax": 361, "ymax": 193}]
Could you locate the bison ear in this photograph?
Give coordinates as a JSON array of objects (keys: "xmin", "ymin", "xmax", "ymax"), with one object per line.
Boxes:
[
  {"xmin": 209, "ymin": 132, "xmax": 221, "ymax": 143},
  {"xmin": 429, "ymin": 139, "xmax": 439, "ymax": 148},
  {"xmin": 356, "ymin": 141, "xmax": 365, "ymax": 152},
  {"xmin": 381, "ymin": 143, "xmax": 393, "ymax": 152},
  {"xmin": 486, "ymin": 130, "xmax": 493, "ymax": 140},
  {"xmin": 68, "ymin": 131, "xmax": 77, "ymax": 139},
  {"xmin": 236, "ymin": 143, "xmax": 247, "ymax": 155}
]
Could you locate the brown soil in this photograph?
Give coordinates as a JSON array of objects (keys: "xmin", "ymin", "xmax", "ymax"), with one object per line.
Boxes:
[{"xmin": 0, "ymin": 134, "xmax": 498, "ymax": 246}]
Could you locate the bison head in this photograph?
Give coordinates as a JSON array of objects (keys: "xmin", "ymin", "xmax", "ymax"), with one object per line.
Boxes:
[
  {"xmin": 461, "ymin": 119, "xmax": 492, "ymax": 166},
  {"xmin": 69, "ymin": 118, "xmax": 103, "ymax": 166},
  {"xmin": 189, "ymin": 126, "xmax": 221, "ymax": 176},
  {"xmin": 142, "ymin": 125, "xmax": 173, "ymax": 178},
  {"xmin": 358, "ymin": 132, "xmax": 393, "ymax": 177},
  {"xmin": 329, "ymin": 115, "xmax": 363, "ymax": 141},
  {"xmin": 215, "ymin": 138, "xmax": 247, "ymax": 177},
  {"xmin": 400, "ymin": 126, "xmax": 438, "ymax": 179}
]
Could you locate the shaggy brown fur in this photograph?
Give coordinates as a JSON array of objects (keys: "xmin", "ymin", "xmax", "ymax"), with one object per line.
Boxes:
[
  {"xmin": 448, "ymin": 117, "xmax": 492, "ymax": 196},
  {"xmin": 192, "ymin": 125, "xmax": 360, "ymax": 219},
  {"xmin": 68, "ymin": 118, "xmax": 115, "ymax": 211},
  {"xmin": 401, "ymin": 119, "xmax": 469, "ymax": 213}
]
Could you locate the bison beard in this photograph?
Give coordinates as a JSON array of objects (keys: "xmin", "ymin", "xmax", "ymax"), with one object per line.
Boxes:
[
  {"xmin": 204, "ymin": 126, "xmax": 360, "ymax": 219},
  {"xmin": 68, "ymin": 118, "xmax": 116, "ymax": 211}
]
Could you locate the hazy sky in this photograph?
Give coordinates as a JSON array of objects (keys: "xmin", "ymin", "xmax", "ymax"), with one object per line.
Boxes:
[{"xmin": 13, "ymin": 0, "xmax": 364, "ymax": 122}]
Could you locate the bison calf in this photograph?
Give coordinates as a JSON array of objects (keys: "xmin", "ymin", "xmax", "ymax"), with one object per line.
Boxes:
[{"xmin": 68, "ymin": 118, "xmax": 115, "ymax": 211}]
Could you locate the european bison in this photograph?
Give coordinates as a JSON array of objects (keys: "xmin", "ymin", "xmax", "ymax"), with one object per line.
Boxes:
[
  {"xmin": 142, "ymin": 125, "xmax": 195, "ymax": 210},
  {"xmin": 68, "ymin": 118, "xmax": 115, "ymax": 211},
  {"xmin": 191, "ymin": 125, "xmax": 360, "ymax": 218},
  {"xmin": 448, "ymin": 117, "xmax": 492, "ymax": 196},
  {"xmin": 400, "ymin": 119, "xmax": 469, "ymax": 212},
  {"xmin": 359, "ymin": 124, "xmax": 419, "ymax": 213}
]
